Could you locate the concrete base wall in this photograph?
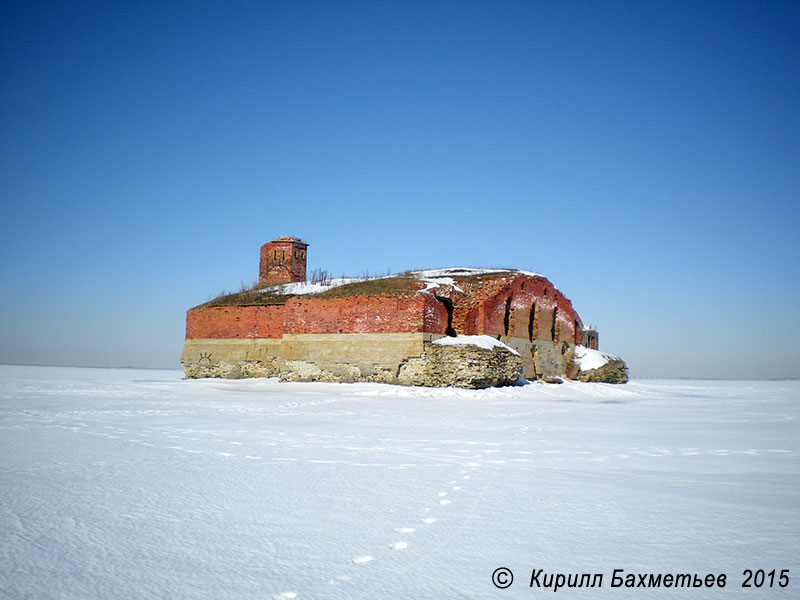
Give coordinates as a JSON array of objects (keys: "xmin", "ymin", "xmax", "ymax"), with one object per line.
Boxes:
[
  {"xmin": 279, "ymin": 333, "xmax": 435, "ymax": 373},
  {"xmin": 181, "ymin": 338, "xmax": 282, "ymax": 365},
  {"xmin": 181, "ymin": 333, "xmax": 577, "ymax": 384},
  {"xmin": 532, "ymin": 340, "xmax": 575, "ymax": 379},
  {"xmin": 500, "ymin": 336, "xmax": 535, "ymax": 378},
  {"xmin": 181, "ymin": 333, "xmax": 439, "ymax": 382},
  {"xmin": 181, "ymin": 338, "xmax": 283, "ymax": 378}
]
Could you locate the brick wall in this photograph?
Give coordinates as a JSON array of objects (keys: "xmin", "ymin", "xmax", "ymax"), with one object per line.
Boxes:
[
  {"xmin": 186, "ymin": 306, "xmax": 285, "ymax": 339},
  {"xmin": 284, "ymin": 295, "xmax": 441, "ymax": 334}
]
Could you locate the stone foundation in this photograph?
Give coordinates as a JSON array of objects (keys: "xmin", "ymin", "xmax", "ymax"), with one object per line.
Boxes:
[
  {"xmin": 396, "ymin": 343, "xmax": 523, "ymax": 388},
  {"xmin": 182, "ymin": 333, "xmax": 523, "ymax": 388},
  {"xmin": 577, "ymin": 358, "xmax": 629, "ymax": 383}
]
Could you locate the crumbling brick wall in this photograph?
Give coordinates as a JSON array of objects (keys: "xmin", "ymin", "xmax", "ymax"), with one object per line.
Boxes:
[{"xmin": 450, "ymin": 273, "xmax": 582, "ymax": 343}]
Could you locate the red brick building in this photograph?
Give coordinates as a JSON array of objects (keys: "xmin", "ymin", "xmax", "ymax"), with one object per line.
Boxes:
[{"xmin": 182, "ymin": 237, "xmax": 594, "ymax": 384}]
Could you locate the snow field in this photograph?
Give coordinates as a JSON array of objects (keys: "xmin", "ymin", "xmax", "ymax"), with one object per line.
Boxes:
[{"xmin": 1, "ymin": 365, "xmax": 798, "ymax": 599}]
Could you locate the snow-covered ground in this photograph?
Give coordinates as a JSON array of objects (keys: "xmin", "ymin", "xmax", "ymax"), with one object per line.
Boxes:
[
  {"xmin": 1, "ymin": 365, "xmax": 798, "ymax": 599},
  {"xmin": 432, "ymin": 334, "xmax": 520, "ymax": 355},
  {"xmin": 574, "ymin": 345, "xmax": 622, "ymax": 371}
]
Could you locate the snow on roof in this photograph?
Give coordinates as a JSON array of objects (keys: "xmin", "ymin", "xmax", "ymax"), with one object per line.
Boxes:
[
  {"xmin": 419, "ymin": 276, "xmax": 464, "ymax": 293},
  {"xmin": 260, "ymin": 268, "xmax": 544, "ymax": 298},
  {"xmin": 432, "ymin": 334, "xmax": 520, "ymax": 356},
  {"xmin": 411, "ymin": 267, "xmax": 542, "ymax": 278},
  {"xmin": 259, "ymin": 278, "xmax": 363, "ymax": 296},
  {"xmin": 275, "ymin": 235, "xmax": 306, "ymax": 244},
  {"xmin": 574, "ymin": 345, "xmax": 620, "ymax": 372}
]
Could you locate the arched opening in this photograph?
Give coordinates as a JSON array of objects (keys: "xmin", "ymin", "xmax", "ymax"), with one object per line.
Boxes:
[
  {"xmin": 551, "ymin": 307, "xmax": 558, "ymax": 341},
  {"xmin": 528, "ymin": 303, "xmax": 536, "ymax": 341},
  {"xmin": 434, "ymin": 294, "xmax": 457, "ymax": 337},
  {"xmin": 503, "ymin": 297, "xmax": 512, "ymax": 337}
]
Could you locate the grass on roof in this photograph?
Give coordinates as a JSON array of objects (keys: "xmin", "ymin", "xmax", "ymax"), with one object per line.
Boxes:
[
  {"xmin": 314, "ymin": 275, "xmax": 420, "ymax": 298},
  {"xmin": 196, "ymin": 275, "xmax": 421, "ymax": 308},
  {"xmin": 197, "ymin": 289, "xmax": 292, "ymax": 308}
]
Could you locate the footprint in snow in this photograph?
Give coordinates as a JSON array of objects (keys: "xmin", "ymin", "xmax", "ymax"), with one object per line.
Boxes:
[{"xmin": 390, "ymin": 542, "xmax": 408, "ymax": 550}]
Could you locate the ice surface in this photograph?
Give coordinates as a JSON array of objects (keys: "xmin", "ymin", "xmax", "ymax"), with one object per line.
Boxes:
[
  {"xmin": 1, "ymin": 365, "xmax": 798, "ymax": 599},
  {"xmin": 432, "ymin": 334, "xmax": 521, "ymax": 355}
]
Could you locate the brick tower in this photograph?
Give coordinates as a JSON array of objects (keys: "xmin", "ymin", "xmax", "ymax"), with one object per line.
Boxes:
[{"xmin": 259, "ymin": 236, "xmax": 308, "ymax": 285}]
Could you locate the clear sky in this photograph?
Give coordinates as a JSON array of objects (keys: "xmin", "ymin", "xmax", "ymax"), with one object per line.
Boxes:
[{"xmin": 1, "ymin": 1, "xmax": 798, "ymax": 378}]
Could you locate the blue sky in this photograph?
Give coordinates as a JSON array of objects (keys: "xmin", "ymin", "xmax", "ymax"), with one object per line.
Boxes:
[{"xmin": 1, "ymin": 1, "xmax": 798, "ymax": 378}]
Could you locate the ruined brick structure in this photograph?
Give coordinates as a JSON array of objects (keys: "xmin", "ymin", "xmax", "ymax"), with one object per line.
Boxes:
[
  {"xmin": 182, "ymin": 237, "xmax": 614, "ymax": 386},
  {"xmin": 581, "ymin": 328, "xmax": 599, "ymax": 350},
  {"xmin": 259, "ymin": 236, "xmax": 308, "ymax": 284}
]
